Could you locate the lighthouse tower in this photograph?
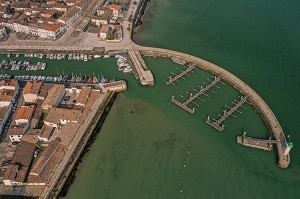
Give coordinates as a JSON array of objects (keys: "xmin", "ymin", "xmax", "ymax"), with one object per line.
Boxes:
[{"xmin": 283, "ymin": 142, "xmax": 293, "ymax": 156}]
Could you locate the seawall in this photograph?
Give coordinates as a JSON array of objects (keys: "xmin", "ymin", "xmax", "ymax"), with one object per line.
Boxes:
[{"xmin": 56, "ymin": 93, "xmax": 118, "ymax": 198}]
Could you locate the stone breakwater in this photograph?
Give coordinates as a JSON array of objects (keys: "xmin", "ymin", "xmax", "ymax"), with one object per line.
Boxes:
[{"xmin": 135, "ymin": 44, "xmax": 290, "ymax": 169}]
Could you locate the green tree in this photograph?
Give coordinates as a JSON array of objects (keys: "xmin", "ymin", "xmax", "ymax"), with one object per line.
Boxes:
[{"xmin": 6, "ymin": 5, "xmax": 15, "ymax": 14}]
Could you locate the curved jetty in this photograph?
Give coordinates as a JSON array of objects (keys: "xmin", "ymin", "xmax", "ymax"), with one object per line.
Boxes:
[{"xmin": 135, "ymin": 44, "xmax": 290, "ymax": 169}]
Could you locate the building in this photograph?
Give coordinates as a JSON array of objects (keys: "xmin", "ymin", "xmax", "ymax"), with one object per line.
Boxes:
[
  {"xmin": 57, "ymin": 122, "xmax": 80, "ymax": 146},
  {"xmin": 3, "ymin": 141, "xmax": 36, "ymax": 186},
  {"xmin": 96, "ymin": 7, "xmax": 111, "ymax": 16},
  {"xmin": 38, "ymin": 84, "xmax": 53, "ymax": 101},
  {"xmin": 106, "ymin": 4, "xmax": 120, "ymax": 18},
  {"xmin": 21, "ymin": 133, "xmax": 39, "ymax": 144},
  {"xmin": 91, "ymin": 16, "xmax": 103, "ymax": 27},
  {"xmin": 99, "ymin": 80, "xmax": 127, "ymax": 92},
  {"xmin": 42, "ymin": 84, "xmax": 65, "ymax": 110},
  {"xmin": 57, "ymin": 6, "xmax": 81, "ymax": 29},
  {"xmin": 0, "ymin": 80, "xmax": 18, "ymax": 107},
  {"xmin": 28, "ymin": 139, "xmax": 64, "ymax": 185},
  {"xmin": 44, "ymin": 108, "xmax": 81, "ymax": 128},
  {"xmin": 0, "ymin": 89, "xmax": 16, "ymax": 107},
  {"xmin": 99, "ymin": 24, "xmax": 109, "ymax": 40},
  {"xmin": 0, "ymin": 80, "xmax": 19, "ymax": 134},
  {"xmin": 75, "ymin": 86, "xmax": 91, "ymax": 107},
  {"xmin": 63, "ymin": 0, "xmax": 77, "ymax": 6},
  {"xmin": 15, "ymin": 105, "xmax": 35, "ymax": 125},
  {"xmin": 0, "ymin": 79, "xmax": 18, "ymax": 91},
  {"xmin": 7, "ymin": 125, "xmax": 28, "ymax": 142},
  {"xmin": 36, "ymin": 124, "xmax": 55, "ymax": 142},
  {"xmin": 30, "ymin": 99, "xmax": 44, "ymax": 129},
  {"xmin": 23, "ymin": 81, "xmax": 42, "ymax": 103},
  {"xmin": 0, "ymin": 107, "xmax": 9, "ymax": 134},
  {"xmin": 0, "ymin": 25, "xmax": 7, "ymax": 38}
]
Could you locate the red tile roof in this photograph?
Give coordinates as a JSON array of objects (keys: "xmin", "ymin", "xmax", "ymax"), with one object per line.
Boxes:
[
  {"xmin": 44, "ymin": 24, "xmax": 60, "ymax": 31},
  {"xmin": 106, "ymin": 4, "xmax": 121, "ymax": 11},
  {"xmin": 23, "ymin": 81, "xmax": 42, "ymax": 95},
  {"xmin": 15, "ymin": 105, "xmax": 35, "ymax": 121}
]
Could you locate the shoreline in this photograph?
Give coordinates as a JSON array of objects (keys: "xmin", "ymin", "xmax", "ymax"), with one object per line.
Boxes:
[
  {"xmin": 133, "ymin": 0, "xmax": 150, "ymax": 28},
  {"xmin": 57, "ymin": 93, "xmax": 118, "ymax": 198}
]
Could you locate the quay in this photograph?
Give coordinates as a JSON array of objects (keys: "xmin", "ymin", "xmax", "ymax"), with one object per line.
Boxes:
[
  {"xmin": 128, "ymin": 50, "xmax": 154, "ymax": 86},
  {"xmin": 206, "ymin": 94, "xmax": 249, "ymax": 131},
  {"xmin": 171, "ymin": 76, "xmax": 222, "ymax": 114},
  {"xmin": 237, "ymin": 133, "xmax": 279, "ymax": 151},
  {"xmin": 165, "ymin": 65, "xmax": 196, "ymax": 85}
]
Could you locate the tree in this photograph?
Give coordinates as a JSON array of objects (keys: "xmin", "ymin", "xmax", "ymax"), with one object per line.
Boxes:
[
  {"xmin": 6, "ymin": 5, "xmax": 15, "ymax": 14},
  {"xmin": 90, "ymin": 21, "xmax": 97, "ymax": 27},
  {"xmin": 133, "ymin": 1, "xmax": 138, "ymax": 6}
]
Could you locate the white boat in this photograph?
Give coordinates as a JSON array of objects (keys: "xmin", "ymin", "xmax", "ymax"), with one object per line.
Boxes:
[
  {"xmin": 123, "ymin": 67, "xmax": 132, "ymax": 73},
  {"xmin": 119, "ymin": 62, "xmax": 130, "ymax": 67},
  {"xmin": 94, "ymin": 55, "xmax": 101, "ymax": 58},
  {"xmin": 103, "ymin": 55, "xmax": 110, "ymax": 58},
  {"xmin": 84, "ymin": 55, "xmax": 88, "ymax": 61}
]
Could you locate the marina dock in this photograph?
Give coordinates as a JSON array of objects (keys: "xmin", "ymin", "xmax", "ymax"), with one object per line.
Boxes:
[
  {"xmin": 206, "ymin": 94, "xmax": 249, "ymax": 131},
  {"xmin": 128, "ymin": 50, "xmax": 154, "ymax": 86},
  {"xmin": 165, "ymin": 65, "xmax": 196, "ymax": 85},
  {"xmin": 171, "ymin": 76, "xmax": 222, "ymax": 114},
  {"xmin": 237, "ymin": 133, "xmax": 279, "ymax": 151}
]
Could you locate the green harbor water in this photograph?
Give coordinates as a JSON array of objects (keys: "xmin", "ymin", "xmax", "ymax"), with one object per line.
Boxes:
[
  {"xmin": 2, "ymin": 0, "xmax": 300, "ymax": 198},
  {"xmin": 66, "ymin": 0, "xmax": 300, "ymax": 198}
]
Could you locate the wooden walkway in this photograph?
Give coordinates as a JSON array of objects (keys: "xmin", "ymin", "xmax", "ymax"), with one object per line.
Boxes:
[
  {"xmin": 171, "ymin": 76, "xmax": 222, "ymax": 114},
  {"xmin": 165, "ymin": 65, "xmax": 196, "ymax": 85},
  {"xmin": 237, "ymin": 133, "xmax": 279, "ymax": 151},
  {"xmin": 206, "ymin": 94, "xmax": 249, "ymax": 131}
]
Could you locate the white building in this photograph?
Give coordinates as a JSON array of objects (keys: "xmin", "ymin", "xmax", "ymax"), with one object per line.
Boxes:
[
  {"xmin": 0, "ymin": 80, "xmax": 18, "ymax": 134},
  {"xmin": 14, "ymin": 105, "xmax": 35, "ymax": 126},
  {"xmin": 0, "ymin": 25, "xmax": 7, "ymax": 38},
  {"xmin": 57, "ymin": 6, "xmax": 81, "ymax": 29},
  {"xmin": 23, "ymin": 81, "xmax": 42, "ymax": 103},
  {"xmin": 7, "ymin": 125, "xmax": 27, "ymax": 142}
]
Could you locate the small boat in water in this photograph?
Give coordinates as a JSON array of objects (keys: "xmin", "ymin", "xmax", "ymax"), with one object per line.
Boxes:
[
  {"xmin": 88, "ymin": 77, "xmax": 93, "ymax": 83},
  {"xmin": 76, "ymin": 76, "xmax": 82, "ymax": 82},
  {"xmin": 93, "ymin": 76, "xmax": 98, "ymax": 84}
]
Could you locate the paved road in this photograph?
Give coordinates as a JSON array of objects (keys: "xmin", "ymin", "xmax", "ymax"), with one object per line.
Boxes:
[{"xmin": 0, "ymin": 0, "xmax": 139, "ymax": 52}]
